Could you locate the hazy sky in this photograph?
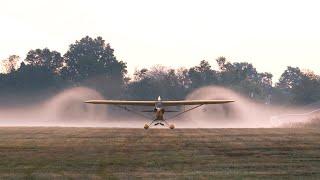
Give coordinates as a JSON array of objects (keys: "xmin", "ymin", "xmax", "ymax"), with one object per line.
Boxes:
[{"xmin": 0, "ymin": 0, "xmax": 319, "ymax": 80}]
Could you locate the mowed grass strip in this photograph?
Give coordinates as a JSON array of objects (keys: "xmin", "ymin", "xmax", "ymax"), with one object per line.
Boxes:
[{"xmin": 0, "ymin": 127, "xmax": 319, "ymax": 179}]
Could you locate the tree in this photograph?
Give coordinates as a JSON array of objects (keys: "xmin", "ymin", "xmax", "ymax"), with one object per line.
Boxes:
[
  {"xmin": 276, "ymin": 67, "xmax": 303, "ymax": 91},
  {"xmin": 133, "ymin": 68, "xmax": 148, "ymax": 81},
  {"xmin": 25, "ymin": 48, "xmax": 63, "ymax": 73},
  {"xmin": 0, "ymin": 50, "xmax": 63, "ymax": 96},
  {"xmin": 14, "ymin": 62, "xmax": 60, "ymax": 91},
  {"xmin": 291, "ymin": 71, "xmax": 320, "ymax": 104},
  {"xmin": 216, "ymin": 57, "xmax": 272, "ymax": 100},
  {"xmin": 1, "ymin": 55, "xmax": 20, "ymax": 74},
  {"xmin": 188, "ymin": 60, "xmax": 219, "ymax": 89},
  {"xmin": 62, "ymin": 36, "xmax": 127, "ymax": 97},
  {"xmin": 276, "ymin": 67, "xmax": 320, "ymax": 104},
  {"xmin": 127, "ymin": 66, "xmax": 188, "ymax": 100}
]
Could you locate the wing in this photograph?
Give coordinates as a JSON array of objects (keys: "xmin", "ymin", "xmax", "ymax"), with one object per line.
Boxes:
[
  {"xmin": 161, "ymin": 100, "xmax": 235, "ymax": 106},
  {"xmin": 85, "ymin": 99, "xmax": 234, "ymax": 106},
  {"xmin": 85, "ymin": 100, "xmax": 156, "ymax": 106}
]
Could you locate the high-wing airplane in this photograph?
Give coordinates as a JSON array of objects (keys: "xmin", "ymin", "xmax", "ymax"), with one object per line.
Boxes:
[{"xmin": 85, "ymin": 96, "xmax": 234, "ymax": 129}]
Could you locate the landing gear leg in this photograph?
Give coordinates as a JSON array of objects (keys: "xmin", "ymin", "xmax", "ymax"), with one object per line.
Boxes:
[
  {"xmin": 144, "ymin": 120, "xmax": 174, "ymax": 129},
  {"xmin": 144, "ymin": 120, "xmax": 156, "ymax": 129}
]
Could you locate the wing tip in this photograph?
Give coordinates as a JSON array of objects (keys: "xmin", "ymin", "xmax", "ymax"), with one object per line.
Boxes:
[{"xmin": 84, "ymin": 100, "xmax": 95, "ymax": 104}]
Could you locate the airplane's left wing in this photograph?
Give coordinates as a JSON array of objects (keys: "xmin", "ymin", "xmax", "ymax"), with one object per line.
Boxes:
[
  {"xmin": 85, "ymin": 100, "xmax": 156, "ymax": 106},
  {"xmin": 161, "ymin": 100, "xmax": 234, "ymax": 106}
]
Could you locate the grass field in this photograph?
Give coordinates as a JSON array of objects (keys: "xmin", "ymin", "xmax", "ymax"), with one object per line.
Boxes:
[{"xmin": 0, "ymin": 127, "xmax": 320, "ymax": 179}]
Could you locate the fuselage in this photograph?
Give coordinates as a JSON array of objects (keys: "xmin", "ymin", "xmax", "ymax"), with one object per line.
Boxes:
[
  {"xmin": 155, "ymin": 107, "xmax": 165, "ymax": 120},
  {"xmin": 155, "ymin": 96, "xmax": 165, "ymax": 120}
]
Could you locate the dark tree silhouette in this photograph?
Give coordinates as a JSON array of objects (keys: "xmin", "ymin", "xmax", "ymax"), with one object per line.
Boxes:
[
  {"xmin": 127, "ymin": 66, "xmax": 188, "ymax": 100},
  {"xmin": 0, "ymin": 36, "xmax": 318, "ymax": 106},
  {"xmin": 62, "ymin": 36, "xmax": 127, "ymax": 97},
  {"xmin": 276, "ymin": 67, "xmax": 320, "ymax": 104},
  {"xmin": 25, "ymin": 48, "xmax": 63, "ymax": 73},
  {"xmin": 188, "ymin": 60, "xmax": 219, "ymax": 89},
  {"xmin": 276, "ymin": 67, "xmax": 303, "ymax": 91}
]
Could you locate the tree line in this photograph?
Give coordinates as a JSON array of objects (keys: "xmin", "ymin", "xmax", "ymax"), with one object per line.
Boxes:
[{"xmin": 0, "ymin": 36, "xmax": 319, "ymax": 105}]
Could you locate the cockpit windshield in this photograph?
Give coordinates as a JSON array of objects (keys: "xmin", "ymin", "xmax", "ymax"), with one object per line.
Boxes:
[{"xmin": 155, "ymin": 101, "xmax": 163, "ymax": 108}]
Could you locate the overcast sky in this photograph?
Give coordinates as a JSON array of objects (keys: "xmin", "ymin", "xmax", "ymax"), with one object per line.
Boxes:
[{"xmin": 0, "ymin": 0, "xmax": 319, "ymax": 80}]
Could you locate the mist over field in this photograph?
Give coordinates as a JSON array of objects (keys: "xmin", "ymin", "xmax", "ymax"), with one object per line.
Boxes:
[{"xmin": 0, "ymin": 86, "xmax": 317, "ymax": 128}]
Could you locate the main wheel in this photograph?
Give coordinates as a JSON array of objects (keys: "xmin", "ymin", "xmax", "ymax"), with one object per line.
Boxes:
[
  {"xmin": 144, "ymin": 124, "xmax": 149, "ymax": 129},
  {"xmin": 169, "ymin": 124, "xmax": 175, "ymax": 129}
]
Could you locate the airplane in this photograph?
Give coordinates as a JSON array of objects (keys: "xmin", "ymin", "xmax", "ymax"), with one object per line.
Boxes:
[{"xmin": 85, "ymin": 96, "xmax": 234, "ymax": 129}]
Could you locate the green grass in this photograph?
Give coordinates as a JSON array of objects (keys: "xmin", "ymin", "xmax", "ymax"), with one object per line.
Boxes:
[{"xmin": 0, "ymin": 127, "xmax": 320, "ymax": 179}]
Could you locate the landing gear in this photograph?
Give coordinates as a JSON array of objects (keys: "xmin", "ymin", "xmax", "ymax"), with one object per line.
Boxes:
[{"xmin": 144, "ymin": 120, "xmax": 174, "ymax": 129}]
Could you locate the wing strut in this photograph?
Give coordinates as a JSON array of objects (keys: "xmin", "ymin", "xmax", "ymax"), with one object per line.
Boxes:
[
  {"xmin": 115, "ymin": 105, "xmax": 153, "ymax": 120},
  {"xmin": 166, "ymin": 104, "xmax": 204, "ymax": 121}
]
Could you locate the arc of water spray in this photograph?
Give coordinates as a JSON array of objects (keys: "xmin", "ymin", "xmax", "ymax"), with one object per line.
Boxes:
[{"xmin": 270, "ymin": 108, "xmax": 320, "ymax": 127}]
